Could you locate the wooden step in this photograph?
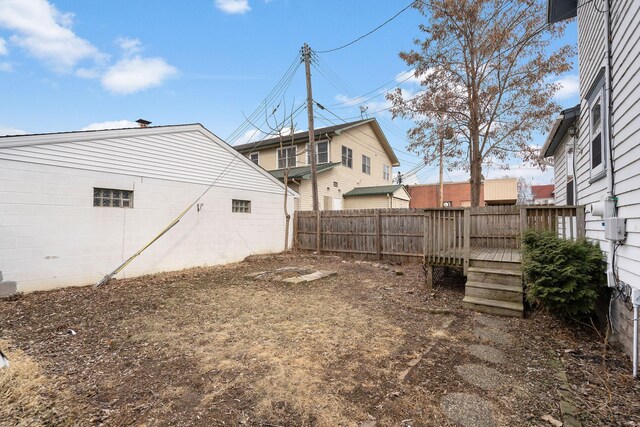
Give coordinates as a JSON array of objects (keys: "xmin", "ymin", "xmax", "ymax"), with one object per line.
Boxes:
[
  {"xmin": 465, "ymin": 281, "xmax": 523, "ymax": 303},
  {"xmin": 467, "ymin": 267, "xmax": 522, "ymax": 286},
  {"xmin": 462, "ymin": 296, "xmax": 524, "ymax": 318},
  {"xmin": 469, "ymin": 259, "xmax": 521, "ymax": 272}
]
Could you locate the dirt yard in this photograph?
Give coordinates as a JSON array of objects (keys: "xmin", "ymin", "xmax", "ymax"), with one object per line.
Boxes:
[{"xmin": 1, "ymin": 253, "xmax": 638, "ymax": 426}]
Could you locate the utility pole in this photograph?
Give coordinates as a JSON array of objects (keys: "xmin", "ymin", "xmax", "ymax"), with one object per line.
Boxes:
[{"xmin": 303, "ymin": 43, "xmax": 319, "ymax": 212}]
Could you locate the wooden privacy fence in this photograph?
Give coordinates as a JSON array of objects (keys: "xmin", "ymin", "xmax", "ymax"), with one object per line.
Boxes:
[{"xmin": 294, "ymin": 205, "xmax": 586, "ymax": 266}]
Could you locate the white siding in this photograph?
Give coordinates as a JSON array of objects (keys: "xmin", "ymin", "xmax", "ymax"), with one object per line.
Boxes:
[
  {"xmin": 574, "ymin": 0, "xmax": 640, "ymax": 356},
  {"xmin": 0, "ymin": 126, "xmax": 295, "ymax": 293}
]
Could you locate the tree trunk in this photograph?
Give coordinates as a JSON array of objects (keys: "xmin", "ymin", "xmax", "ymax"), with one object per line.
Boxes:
[{"xmin": 469, "ymin": 131, "xmax": 482, "ymax": 207}]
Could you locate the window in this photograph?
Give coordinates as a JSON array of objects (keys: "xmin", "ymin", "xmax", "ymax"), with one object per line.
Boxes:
[
  {"xmin": 566, "ymin": 179, "xmax": 575, "ymax": 205},
  {"xmin": 277, "ymin": 146, "xmax": 296, "ymax": 169},
  {"xmin": 93, "ymin": 188, "xmax": 133, "ymax": 208},
  {"xmin": 383, "ymin": 164, "xmax": 390, "ymax": 181},
  {"xmin": 341, "ymin": 146, "xmax": 353, "ymax": 168},
  {"xmin": 232, "ymin": 199, "xmax": 251, "ymax": 213},
  {"xmin": 306, "ymin": 141, "xmax": 329, "ymax": 164},
  {"xmin": 249, "ymin": 152, "xmax": 259, "ymax": 165},
  {"xmin": 587, "ymin": 74, "xmax": 606, "ymax": 179},
  {"xmin": 362, "ymin": 155, "xmax": 371, "ymax": 174}
]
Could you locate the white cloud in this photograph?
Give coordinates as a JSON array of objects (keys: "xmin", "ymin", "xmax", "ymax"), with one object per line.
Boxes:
[
  {"xmin": 215, "ymin": 0, "xmax": 251, "ymax": 14},
  {"xmin": 0, "ymin": 38, "xmax": 7, "ymax": 55},
  {"xmin": 117, "ymin": 37, "xmax": 142, "ymax": 56},
  {"xmin": 554, "ymin": 74, "xmax": 579, "ymax": 101},
  {"xmin": 101, "ymin": 56, "xmax": 177, "ymax": 94},
  {"xmin": 81, "ymin": 120, "xmax": 139, "ymax": 131},
  {"xmin": 0, "ymin": 0, "xmax": 105, "ymax": 72},
  {"xmin": 0, "ymin": 125, "xmax": 27, "ymax": 136},
  {"xmin": 395, "ymin": 69, "xmax": 421, "ymax": 86}
]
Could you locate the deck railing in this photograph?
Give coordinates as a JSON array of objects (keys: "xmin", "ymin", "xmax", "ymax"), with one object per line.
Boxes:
[{"xmin": 294, "ymin": 205, "xmax": 586, "ymax": 268}]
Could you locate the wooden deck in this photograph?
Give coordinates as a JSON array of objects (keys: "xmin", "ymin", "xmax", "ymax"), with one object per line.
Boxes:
[{"xmin": 469, "ymin": 247, "xmax": 521, "ymax": 263}]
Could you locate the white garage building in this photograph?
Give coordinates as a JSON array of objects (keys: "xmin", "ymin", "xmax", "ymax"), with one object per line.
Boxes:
[{"xmin": 0, "ymin": 124, "xmax": 296, "ymax": 295}]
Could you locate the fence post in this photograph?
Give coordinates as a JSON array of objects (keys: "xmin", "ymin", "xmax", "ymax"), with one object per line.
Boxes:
[
  {"xmin": 316, "ymin": 210, "xmax": 322, "ymax": 254},
  {"xmin": 293, "ymin": 211, "xmax": 299, "ymax": 250},
  {"xmin": 519, "ymin": 207, "xmax": 528, "ymax": 238},
  {"xmin": 376, "ymin": 210, "xmax": 382, "ymax": 260},
  {"xmin": 423, "ymin": 210, "xmax": 430, "ymax": 262},
  {"xmin": 576, "ymin": 206, "xmax": 585, "ymax": 240},
  {"xmin": 463, "ymin": 208, "xmax": 470, "ymax": 275}
]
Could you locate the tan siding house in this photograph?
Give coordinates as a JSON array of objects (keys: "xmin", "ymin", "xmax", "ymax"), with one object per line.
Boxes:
[{"xmin": 235, "ymin": 119, "xmax": 405, "ymax": 210}]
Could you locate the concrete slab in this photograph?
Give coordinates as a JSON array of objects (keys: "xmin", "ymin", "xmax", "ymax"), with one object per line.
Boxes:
[
  {"xmin": 468, "ymin": 344, "xmax": 507, "ymax": 365},
  {"xmin": 472, "ymin": 327, "xmax": 514, "ymax": 345},
  {"xmin": 282, "ymin": 270, "xmax": 337, "ymax": 283}
]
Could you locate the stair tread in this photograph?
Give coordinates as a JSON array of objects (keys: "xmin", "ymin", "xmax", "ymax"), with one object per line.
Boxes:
[
  {"xmin": 467, "ymin": 266, "xmax": 522, "ymax": 276},
  {"xmin": 463, "ymin": 296, "xmax": 523, "ymax": 311},
  {"xmin": 465, "ymin": 281, "xmax": 523, "ymax": 292}
]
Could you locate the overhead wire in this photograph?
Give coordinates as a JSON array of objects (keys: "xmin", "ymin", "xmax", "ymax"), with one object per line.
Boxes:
[{"xmin": 316, "ymin": 1, "xmax": 418, "ymax": 53}]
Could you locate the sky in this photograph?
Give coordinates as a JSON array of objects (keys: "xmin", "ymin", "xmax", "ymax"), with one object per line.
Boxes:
[{"xmin": 0, "ymin": 0, "xmax": 578, "ymax": 185}]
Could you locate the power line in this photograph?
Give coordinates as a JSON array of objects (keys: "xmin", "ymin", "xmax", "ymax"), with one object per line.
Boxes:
[{"xmin": 316, "ymin": 1, "xmax": 417, "ymax": 54}]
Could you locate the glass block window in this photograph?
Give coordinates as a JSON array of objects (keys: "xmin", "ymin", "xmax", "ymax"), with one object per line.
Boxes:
[
  {"xmin": 362, "ymin": 155, "xmax": 371, "ymax": 175},
  {"xmin": 93, "ymin": 188, "xmax": 133, "ymax": 208},
  {"xmin": 341, "ymin": 146, "xmax": 353, "ymax": 168},
  {"xmin": 232, "ymin": 199, "xmax": 251, "ymax": 213}
]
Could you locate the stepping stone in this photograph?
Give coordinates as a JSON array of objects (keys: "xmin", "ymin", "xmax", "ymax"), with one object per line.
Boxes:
[
  {"xmin": 455, "ymin": 364, "xmax": 506, "ymax": 390},
  {"xmin": 475, "ymin": 315, "xmax": 509, "ymax": 330},
  {"xmin": 282, "ymin": 270, "xmax": 337, "ymax": 283},
  {"xmin": 472, "ymin": 327, "xmax": 514, "ymax": 345},
  {"xmin": 468, "ymin": 344, "xmax": 507, "ymax": 365},
  {"xmin": 441, "ymin": 392, "xmax": 496, "ymax": 427}
]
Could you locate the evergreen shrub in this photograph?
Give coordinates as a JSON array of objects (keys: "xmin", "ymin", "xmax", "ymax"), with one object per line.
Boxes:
[{"xmin": 522, "ymin": 230, "xmax": 607, "ymax": 318}]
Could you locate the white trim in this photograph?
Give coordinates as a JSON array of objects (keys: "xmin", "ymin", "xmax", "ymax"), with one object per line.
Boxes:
[{"xmin": 587, "ymin": 75, "xmax": 607, "ymax": 181}]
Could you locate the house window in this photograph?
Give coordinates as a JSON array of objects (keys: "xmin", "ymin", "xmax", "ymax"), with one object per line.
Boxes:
[
  {"xmin": 362, "ymin": 155, "xmax": 371, "ymax": 174},
  {"xmin": 341, "ymin": 146, "xmax": 353, "ymax": 168},
  {"xmin": 277, "ymin": 146, "xmax": 296, "ymax": 169},
  {"xmin": 383, "ymin": 164, "xmax": 390, "ymax": 181},
  {"xmin": 588, "ymin": 75, "xmax": 606, "ymax": 179},
  {"xmin": 93, "ymin": 188, "xmax": 133, "ymax": 208},
  {"xmin": 232, "ymin": 199, "xmax": 251, "ymax": 213},
  {"xmin": 566, "ymin": 179, "xmax": 575, "ymax": 205},
  {"xmin": 249, "ymin": 152, "xmax": 259, "ymax": 165},
  {"xmin": 307, "ymin": 141, "xmax": 329, "ymax": 164}
]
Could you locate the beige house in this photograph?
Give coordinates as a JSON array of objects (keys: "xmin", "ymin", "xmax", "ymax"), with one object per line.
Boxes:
[{"xmin": 234, "ymin": 119, "xmax": 404, "ymax": 210}]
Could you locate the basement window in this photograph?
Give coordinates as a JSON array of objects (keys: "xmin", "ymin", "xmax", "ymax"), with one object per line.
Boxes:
[
  {"xmin": 232, "ymin": 199, "xmax": 251, "ymax": 213},
  {"xmin": 93, "ymin": 188, "xmax": 133, "ymax": 208}
]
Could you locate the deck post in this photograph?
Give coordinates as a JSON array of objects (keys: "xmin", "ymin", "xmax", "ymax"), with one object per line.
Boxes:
[
  {"xmin": 375, "ymin": 210, "xmax": 382, "ymax": 260},
  {"xmin": 316, "ymin": 210, "xmax": 322, "ymax": 253},
  {"xmin": 425, "ymin": 264, "xmax": 433, "ymax": 293},
  {"xmin": 463, "ymin": 208, "xmax": 470, "ymax": 275},
  {"xmin": 576, "ymin": 206, "xmax": 585, "ymax": 240}
]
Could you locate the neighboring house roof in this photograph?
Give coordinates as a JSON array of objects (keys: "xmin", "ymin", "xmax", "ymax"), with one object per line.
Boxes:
[
  {"xmin": 234, "ymin": 118, "xmax": 400, "ymax": 167},
  {"xmin": 343, "ymin": 185, "xmax": 406, "ymax": 197},
  {"xmin": 542, "ymin": 105, "xmax": 580, "ymax": 157},
  {"xmin": 269, "ymin": 162, "xmax": 341, "ymax": 180},
  {"xmin": 532, "ymin": 184, "xmax": 555, "ymax": 200}
]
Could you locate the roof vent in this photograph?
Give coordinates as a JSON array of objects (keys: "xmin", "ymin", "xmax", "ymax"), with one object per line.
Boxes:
[{"xmin": 136, "ymin": 119, "xmax": 152, "ymax": 128}]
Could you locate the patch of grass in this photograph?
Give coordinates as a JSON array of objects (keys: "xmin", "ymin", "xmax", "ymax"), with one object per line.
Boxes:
[
  {"xmin": 0, "ymin": 339, "xmax": 76, "ymax": 426},
  {"xmin": 128, "ymin": 283, "xmax": 405, "ymax": 426}
]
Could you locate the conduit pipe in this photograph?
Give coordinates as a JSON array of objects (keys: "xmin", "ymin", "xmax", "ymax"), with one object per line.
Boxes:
[{"xmin": 633, "ymin": 303, "xmax": 638, "ymax": 378}]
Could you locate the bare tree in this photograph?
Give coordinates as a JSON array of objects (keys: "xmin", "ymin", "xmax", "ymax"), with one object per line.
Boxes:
[
  {"xmin": 517, "ymin": 176, "xmax": 534, "ymax": 205},
  {"xmin": 387, "ymin": 0, "xmax": 574, "ymax": 206}
]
